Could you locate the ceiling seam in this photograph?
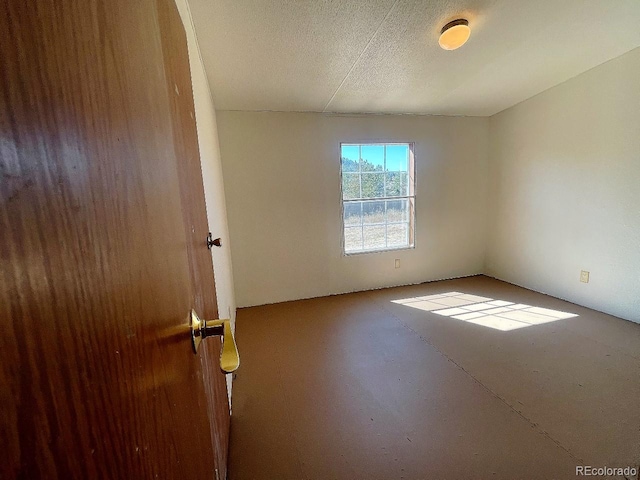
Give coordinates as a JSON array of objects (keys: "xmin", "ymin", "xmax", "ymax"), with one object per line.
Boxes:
[{"xmin": 321, "ymin": 0, "xmax": 400, "ymax": 113}]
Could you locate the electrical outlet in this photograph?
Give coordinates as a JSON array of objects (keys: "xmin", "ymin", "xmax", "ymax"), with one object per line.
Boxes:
[
  {"xmin": 580, "ymin": 270, "xmax": 590, "ymax": 283},
  {"xmin": 395, "ymin": 259, "xmax": 400, "ymax": 269}
]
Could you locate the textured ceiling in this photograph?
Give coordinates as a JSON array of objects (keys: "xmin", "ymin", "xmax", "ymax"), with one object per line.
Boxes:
[{"xmin": 187, "ymin": 0, "xmax": 640, "ymax": 116}]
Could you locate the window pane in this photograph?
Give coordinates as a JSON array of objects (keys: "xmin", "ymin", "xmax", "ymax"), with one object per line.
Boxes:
[
  {"xmin": 385, "ymin": 171, "xmax": 408, "ymax": 197},
  {"xmin": 360, "ymin": 172, "xmax": 384, "ymax": 198},
  {"xmin": 387, "ymin": 223, "xmax": 409, "ymax": 247},
  {"xmin": 344, "ymin": 226, "xmax": 363, "ymax": 252},
  {"xmin": 342, "ymin": 172, "xmax": 360, "ymax": 199},
  {"xmin": 363, "ymin": 225, "xmax": 386, "ymax": 250},
  {"xmin": 340, "ymin": 143, "xmax": 414, "ymax": 254},
  {"xmin": 386, "ymin": 199, "xmax": 409, "ymax": 222},
  {"xmin": 385, "ymin": 145, "xmax": 409, "ymax": 172},
  {"xmin": 360, "ymin": 145, "xmax": 384, "ymax": 172},
  {"xmin": 341, "ymin": 145, "xmax": 359, "ymax": 172},
  {"xmin": 362, "ymin": 200, "xmax": 385, "ymax": 225},
  {"xmin": 343, "ymin": 202, "xmax": 362, "ymax": 226}
]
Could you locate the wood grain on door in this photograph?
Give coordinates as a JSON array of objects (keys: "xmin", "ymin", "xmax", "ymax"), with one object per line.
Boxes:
[{"xmin": 0, "ymin": 0, "xmax": 229, "ymax": 478}]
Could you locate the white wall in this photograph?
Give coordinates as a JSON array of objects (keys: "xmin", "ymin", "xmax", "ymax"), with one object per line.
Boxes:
[
  {"xmin": 487, "ymin": 47, "xmax": 640, "ymax": 324},
  {"xmin": 174, "ymin": 0, "xmax": 237, "ymax": 396},
  {"xmin": 217, "ymin": 112, "xmax": 489, "ymax": 307}
]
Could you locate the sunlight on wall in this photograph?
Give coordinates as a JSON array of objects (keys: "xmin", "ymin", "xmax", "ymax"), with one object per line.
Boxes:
[{"xmin": 392, "ymin": 292, "xmax": 578, "ymax": 331}]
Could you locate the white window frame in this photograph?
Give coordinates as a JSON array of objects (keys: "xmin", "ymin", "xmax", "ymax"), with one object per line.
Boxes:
[{"xmin": 340, "ymin": 142, "xmax": 416, "ymax": 255}]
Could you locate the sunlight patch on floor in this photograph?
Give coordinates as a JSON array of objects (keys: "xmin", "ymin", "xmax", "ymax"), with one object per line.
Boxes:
[{"xmin": 391, "ymin": 292, "xmax": 578, "ymax": 331}]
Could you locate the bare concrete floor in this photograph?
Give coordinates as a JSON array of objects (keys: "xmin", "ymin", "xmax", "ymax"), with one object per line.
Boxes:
[{"xmin": 228, "ymin": 276, "xmax": 640, "ymax": 479}]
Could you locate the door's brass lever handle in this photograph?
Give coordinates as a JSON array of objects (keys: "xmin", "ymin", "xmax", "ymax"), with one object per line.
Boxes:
[{"xmin": 190, "ymin": 310, "xmax": 240, "ymax": 373}]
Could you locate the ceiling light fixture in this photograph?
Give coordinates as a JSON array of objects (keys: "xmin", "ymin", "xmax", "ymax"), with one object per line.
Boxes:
[{"xmin": 439, "ymin": 19, "xmax": 470, "ymax": 50}]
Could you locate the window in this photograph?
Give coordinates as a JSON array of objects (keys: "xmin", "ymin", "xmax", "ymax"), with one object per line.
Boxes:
[{"xmin": 340, "ymin": 143, "xmax": 415, "ymax": 254}]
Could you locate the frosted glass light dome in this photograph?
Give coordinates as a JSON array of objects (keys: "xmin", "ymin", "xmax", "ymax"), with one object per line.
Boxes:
[{"xmin": 439, "ymin": 19, "xmax": 471, "ymax": 50}]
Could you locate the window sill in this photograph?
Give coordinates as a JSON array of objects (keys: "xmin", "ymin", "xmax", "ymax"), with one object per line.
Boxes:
[{"xmin": 343, "ymin": 244, "xmax": 415, "ymax": 256}]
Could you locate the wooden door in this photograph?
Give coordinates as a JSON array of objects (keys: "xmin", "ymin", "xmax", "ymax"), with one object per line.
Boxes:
[
  {"xmin": 156, "ymin": 0, "xmax": 231, "ymax": 473},
  {"xmin": 0, "ymin": 0, "xmax": 230, "ymax": 478}
]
